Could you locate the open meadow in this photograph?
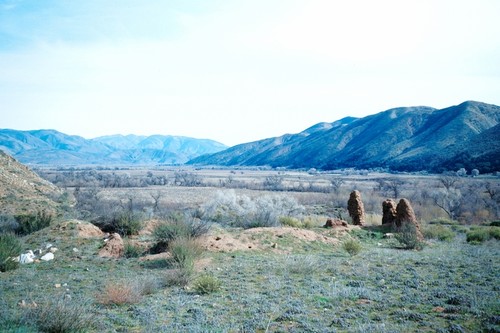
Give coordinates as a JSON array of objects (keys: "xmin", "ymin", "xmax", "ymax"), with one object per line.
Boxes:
[{"xmin": 1, "ymin": 167, "xmax": 499, "ymax": 332}]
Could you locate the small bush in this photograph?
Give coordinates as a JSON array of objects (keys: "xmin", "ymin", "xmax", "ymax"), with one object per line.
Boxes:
[
  {"xmin": 466, "ymin": 227, "xmax": 500, "ymax": 243},
  {"xmin": 15, "ymin": 211, "xmax": 53, "ymax": 235},
  {"xmin": 490, "ymin": 221, "xmax": 500, "ymax": 227},
  {"xmin": 96, "ymin": 281, "xmax": 142, "ymax": 305},
  {"xmin": 0, "ymin": 233, "xmax": 22, "ymax": 272},
  {"xmin": 152, "ymin": 218, "xmax": 210, "ymax": 253},
  {"xmin": 169, "ymin": 237, "xmax": 203, "ymax": 273},
  {"xmin": 124, "ymin": 242, "xmax": 143, "ymax": 258},
  {"xmin": 193, "ymin": 274, "xmax": 222, "ymax": 294},
  {"xmin": 164, "ymin": 269, "xmax": 192, "ymax": 287},
  {"xmin": 423, "ymin": 225, "xmax": 455, "ymax": 242},
  {"xmin": 31, "ymin": 297, "xmax": 95, "ymax": 333},
  {"xmin": 279, "ymin": 216, "xmax": 302, "ymax": 228},
  {"xmin": 92, "ymin": 211, "xmax": 144, "ymax": 236},
  {"xmin": 0, "ymin": 215, "xmax": 19, "ymax": 233},
  {"xmin": 395, "ymin": 223, "xmax": 424, "ymax": 250},
  {"xmin": 428, "ymin": 218, "xmax": 458, "ymax": 225},
  {"xmin": 281, "ymin": 254, "xmax": 324, "ymax": 274},
  {"xmin": 342, "ymin": 238, "xmax": 362, "ymax": 256}
]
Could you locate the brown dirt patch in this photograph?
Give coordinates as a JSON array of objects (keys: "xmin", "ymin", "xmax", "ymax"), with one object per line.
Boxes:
[{"xmin": 200, "ymin": 226, "xmax": 345, "ymax": 253}]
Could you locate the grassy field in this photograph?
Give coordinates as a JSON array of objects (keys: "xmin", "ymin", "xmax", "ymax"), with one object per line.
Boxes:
[
  {"xmin": 1, "ymin": 221, "xmax": 499, "ymax": 332},
  {"xmin": 1, "ymin": 168, "xmax": 499, "ymax": 332}
]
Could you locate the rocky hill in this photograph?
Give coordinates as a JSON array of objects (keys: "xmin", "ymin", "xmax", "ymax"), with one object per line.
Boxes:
[
  {"xmin": 0, "ymin": 130, "xmax": 227, "ymax": 165},
  {"xmin": 188, "ymin": 101, "xmax": 500, "ymax": 173},
  {"xmin": 0, "ymin": 150, "xmax": 61, "ymax": 215}
]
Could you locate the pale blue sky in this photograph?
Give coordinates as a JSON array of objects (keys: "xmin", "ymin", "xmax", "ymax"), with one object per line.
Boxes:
[{"xmin": 1, "ymin": 0, "xmax": 499, "ymax": 146}]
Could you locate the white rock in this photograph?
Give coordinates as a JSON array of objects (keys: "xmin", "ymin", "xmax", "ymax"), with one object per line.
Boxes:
[
  {"xmin": 72, "ymin": 248, "xmax": 79, "ymax": 253},
  {"xmin": 40, "ymin": 253, "xmax": 54, "ymax": 261},
  {"xmin": 45, "ymin": 243, "xmax": 53, "ymax": 249},
  {"xmin": 19, "ymin": 253, "xmax": 35, "ymax": 264},
  {"xmin": 49, "ymin": 247, "xmax": 58, "ymax": 253}
]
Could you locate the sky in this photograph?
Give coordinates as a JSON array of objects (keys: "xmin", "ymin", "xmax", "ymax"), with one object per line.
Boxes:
[{"xmin": 1, "ymin": 0, "xmax": 499, "ymax": 146}]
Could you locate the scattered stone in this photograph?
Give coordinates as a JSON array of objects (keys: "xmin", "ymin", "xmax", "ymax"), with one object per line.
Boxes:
[
  {"xmin": 98, "ymin": 233, "xmax": 124, "ymax": 258},
  {"xmin": 54, "ymin": 283, "xmax": 61, "ymax": 288},
  {"xmin": 19, "ymin": 251, "xmax": 35, "ymax": 264},
  {"xmin": 347, "ymin": 190, "xmax": 365, "ymax": 226},
  {"xmin": 383, "ymin": 233, "xmax": 395, "ymax": 239},
  {"xmin": 33, "ymin": 249, "xmax": 43, "ymax": 256},
  {"xmin": 394, "ymin": 198, "xmax": 423, "ymax": 240},
  {"xmin": 41, "ymin": 252, "xmax": 54, "ymax": 261},
  {"xmin": 324, "ymin": 218, "xmax": 348, "ymax": 228},
  {"xmin": 382, "ymin": 199, "xmax": 397, "ymax": 225},
  {"xmin": 433, "ymin": 306, "xmax": 445, "ymax": 313},
  {"xmin": 215, "ymin": 236, "xmax": 222, "ymax": 241},
  {"xmin": 72, "ymin": 248, "xmax": 79, "ymax": 253},
  {"xmin": 49, "ymin": 247, "xmax": 58, "ymax": 253},
  {"xmin": 271, "ymin": 243, "xmax": 278, "ymax": 249}
]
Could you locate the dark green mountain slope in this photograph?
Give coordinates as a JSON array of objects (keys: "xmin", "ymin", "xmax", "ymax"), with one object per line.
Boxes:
[{"xmin": 188, "ymin": 101, "xmax": 500, "ymax": 173}]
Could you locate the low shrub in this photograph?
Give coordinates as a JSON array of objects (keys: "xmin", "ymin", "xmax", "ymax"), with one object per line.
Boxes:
[
  {"xmin": 0, "ymin": 215, "xmax": 19, "ymax": 233},
  {"xmin": 428, "ymin": 218, "xmax": 458, "ymax": 225},
  {"xmin": 15, "ymin": 211, "xmax": 53, "ymax": 235},
  {"xmin": 124, "ymin": 242, "xmax": 143, "ymax": 258},
  {"xmin": 0, "ymin": 232, "xmax": 22, "ymax": 272},
  {"xmin": 466, "ymin": 227, "xmax": 500, "ymax": 243},
  {"xmin": 193, "ymin": 274, "xmax": 222, "ymax": 294},
  {"xmin": 203, "ymin": 191, "xmax": 304, "ymax": 229},
  {"xmin": 423, "ymin": 225, "xmax": 455, "ymax": 242},
  {"xmin": 30, "ymin": 297, "xmax": 95, "ymax": 333},
  {"xmin": 342, "ymin": 238, "xmax": 362, "ymax": 256},
  {"xmin": 490, "ymin": 221, "xmax": 500, "ymax": 227},
  {"xmin": 152, "ymin": 218, "xmax": 210, "ymax": 253},
  {"xmin": 395, "ymin": 223, "xmax": 424, "ymax": 250},
  {"xmin": 169, "ymin": 237, "xmax": 203, "ymax": 273},
  {"xmin": 164, "ymin": 269, "xmax": 193, "ymax": 287},
  {"xmin": 96, "ymin": 281, "xmax": 142, "ymax": 305},
  {"xmin": 92, "ymin": 211, "xmax": 144, "ymax": 236},
  {"xmin": 281, "ymin": 254, "xmax": 324, "ymax": 274},
  {"xmin": 279, "ymin": 216, "xmax": 302, "ymax": 228}
]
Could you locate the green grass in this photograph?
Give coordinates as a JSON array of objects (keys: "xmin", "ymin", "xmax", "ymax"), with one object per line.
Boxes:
[{"xmin": 1, "ymin": 227, "xmax": 498, "ymax": 332}]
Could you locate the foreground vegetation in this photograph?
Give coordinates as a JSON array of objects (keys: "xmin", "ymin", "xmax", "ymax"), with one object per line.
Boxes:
[
  {"xmin": 1, "ymin": 168, "xmax": 499, "ymax": 332},
  {"xmin": 0, "ymin": 225, "xmax": 498, "ymax": 332}
]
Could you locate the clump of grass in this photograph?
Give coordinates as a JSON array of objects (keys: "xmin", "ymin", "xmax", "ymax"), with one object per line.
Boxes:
[
  {"xmin": 193, "ymin": 274, "xmax": 221, "ymax": 294},
  {"xmin": 428, "ymin": 218, "xmax": 458, "ymax": 225},
  {"xmin": 164, "ymin": 269, "xmax": 193, "ymax": 287},
  {"xmin": 169, "ymin": 237, "xmax": 203, "ymax": 272},
  {"xmin": 466, "ymin": 227, "xmax": 500, "ymax": 244},
  {"xmin": 279, "ymin": 216, "xmax": 302, "ymax": 228},
  {"xmin": 92, "ymin": 211, "xmax": 144, "ymax": 236},
  {"xmin": 281, "ymin": 254, "xmax": 324, "ymax": 274},
  {"xmin": 96, "ymin": 281, "xmax": 143, "ymax": 305},
  {"xmin": 152, "ymin": 218, "xmax": 210, "ymax": 253},
  {"xmin": 423, "ymin": 224, "xmax": 455, "ymax": 242},
  {"xmin": 0, "ymin": 232, "xmax": 22, "ymax": 272},
  {"xmin": 30, "ymin": 297, "xmax": 95, "ymax": 333},
  {"xmin": 394, "ymin": 222, "xmax": 425, "ymax": 250},
  {"xmin": 124, "ymin": 242, "xmax": 143, "ymax": 258},
  {"xmin": 489, "ymin": 220, "xmax": 500, "ymax": 227},
  {"xmin": 14, "ymin": 211, "xmax": 53, "ymax": 235},
  {"xmin": 342, "ymin": 238, "xmax": 362, "ymax": 256}
]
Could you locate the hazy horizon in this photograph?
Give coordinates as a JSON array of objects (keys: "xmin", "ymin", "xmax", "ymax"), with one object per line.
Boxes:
[{"xmin": 1, "ymin": 1, "xmax": 499, "ymax": 146}]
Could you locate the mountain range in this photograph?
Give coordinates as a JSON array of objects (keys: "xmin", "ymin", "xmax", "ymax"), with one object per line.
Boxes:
[
  {"xmin": 1, "ymin": 101, "xmax": 499, "ymax": 172},
  {"xmin": 0, "ymin": 130, "xmax": 227, "ymax": 165},
  {"xmin": 188, "ymin": 101, "xmax": 500, "ymax": 173}
]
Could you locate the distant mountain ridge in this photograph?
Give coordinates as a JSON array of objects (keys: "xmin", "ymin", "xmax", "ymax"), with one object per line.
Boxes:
[
  {"xmin": 0, "ymin": 130, "xmax": 227, "ymax": 165},
  {"xmin": 188, "ymin": 101, "xmax": 500, "ymax": 173}
]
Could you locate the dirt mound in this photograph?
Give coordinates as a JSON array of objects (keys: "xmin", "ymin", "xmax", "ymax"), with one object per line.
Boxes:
[
  {"xmin": 200, "ymin": 227, "xmax": 341, "ymax": 253},
  {"xmin": 76, "ymin": 222, "xmax": 105, "ymax": 238},
  {"xmin": 98, "ymin": 233, "xmax": 124, "ymax": 258}
]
